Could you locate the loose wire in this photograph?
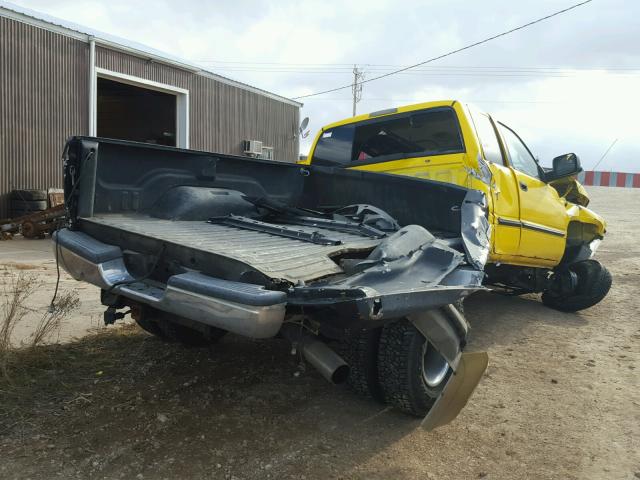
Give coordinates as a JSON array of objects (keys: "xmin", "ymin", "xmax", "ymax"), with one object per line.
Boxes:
[{"xmin": 49, "ymin": 147, "xmax": 94, "ymax": 310}]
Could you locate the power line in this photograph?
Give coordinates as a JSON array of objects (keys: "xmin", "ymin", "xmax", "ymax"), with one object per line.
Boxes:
[
  {"xmin": 292, "ymin": 0, "xmax": 594, "ymax": 100},
  {"xmin": 196, "ymin": 69, "xmax": 638, "ymax": 79},
  {"xmin": 193, "ymin": 65, "xmax": 637, "ymax": 72},
  {"xmin": 592, "ymin": 138, "xmax": 618, "ymax": 170},
  {"xmin": 195, "ymin": 60, "xmax": 357, "ymax": 66},
  {"xmin": 193, "ymin": 61, "xmax": 639, "ymax": 77},
  {"xmin": 195, "ymin": 63, "xmax": 639, "ymax": 73}
]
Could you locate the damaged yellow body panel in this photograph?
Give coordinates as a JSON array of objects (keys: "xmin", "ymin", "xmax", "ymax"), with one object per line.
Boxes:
[{"xmin": 303, "ymin": 100, "xmax": 605, "ymax": 269}]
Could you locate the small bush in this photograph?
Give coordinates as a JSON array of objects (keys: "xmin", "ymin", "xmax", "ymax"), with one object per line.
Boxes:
[
  {"xmin": 0, "ymin": 270, "xmax": 38, "ymax": 378},
  {"xmin": 29, "ymin": 291, "xmax": 80, "ymax": 349},
  {"xmin": 0, "ymin": 269, "xmax": 79, "ymax": 379}
]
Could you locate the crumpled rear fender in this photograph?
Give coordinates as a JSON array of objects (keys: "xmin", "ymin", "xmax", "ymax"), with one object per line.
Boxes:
[{"xmin": 288, "ymin": 224, "xmax": 486, "ymax": 327}]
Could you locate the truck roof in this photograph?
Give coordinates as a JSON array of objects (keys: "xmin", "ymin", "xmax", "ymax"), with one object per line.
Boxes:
[{"xmin": 319, "ymin": 99, "xmax": 459, "ymax": 131}]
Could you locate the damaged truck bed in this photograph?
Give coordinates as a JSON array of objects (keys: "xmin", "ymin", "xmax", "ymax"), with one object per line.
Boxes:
[{"xmin": 55, "ymin": 137, "xmax": 490, "ymax": 429}]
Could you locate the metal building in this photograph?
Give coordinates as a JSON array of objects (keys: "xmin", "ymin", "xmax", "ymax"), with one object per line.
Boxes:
[{"xmin": 0, "ymin": 2, "xmax": 302, "ymax": 217}]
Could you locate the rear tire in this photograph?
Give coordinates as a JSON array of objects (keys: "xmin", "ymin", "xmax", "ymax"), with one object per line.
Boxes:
[
  {"xmin": 10, "ymin": 189, "xmax": 47, "ymax": 201},
  {"xmin": 542, "ymin": 259, "xmax": 612, "ymax": 312},
  {"xmin": 134, "ymin": 315, "xmax": 168, "ymax": 339},
  {"xmin": 377, "ymin": 318, "xmax": 451, "ymax": 417},
  {"xmin": 339, "ymin": 328, "xmax": 384, "ymax": 401}
]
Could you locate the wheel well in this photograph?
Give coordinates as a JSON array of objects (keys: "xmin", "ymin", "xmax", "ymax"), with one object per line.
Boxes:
[
  {"xmin": 566, "ymin": 221, "xmax": 600, "ymax": 248},
  {"xmin": 561, "ymin": 221, "xmax": 602, "ymax": 266}
]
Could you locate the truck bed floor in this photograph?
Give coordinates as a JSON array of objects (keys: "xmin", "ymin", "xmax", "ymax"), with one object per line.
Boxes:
[{"xmin": 84, "ymin": 214, "xmax": 382, "ymax": 282}]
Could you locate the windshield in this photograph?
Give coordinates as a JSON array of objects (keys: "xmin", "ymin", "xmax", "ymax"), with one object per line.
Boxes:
[{"xmin": 312, "ymin": 107, "xmax": 464, "ymax": 166}]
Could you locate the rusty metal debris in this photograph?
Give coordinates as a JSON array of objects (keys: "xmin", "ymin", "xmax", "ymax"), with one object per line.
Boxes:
[{"xmin": 1, "ymin": 204, "xmax": 65, "ymax": 239}]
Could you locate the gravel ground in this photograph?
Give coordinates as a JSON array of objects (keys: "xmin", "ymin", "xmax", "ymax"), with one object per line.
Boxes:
[{"xmin": 0, "ymin": 186, "xmax": 638, "ymax": 480}]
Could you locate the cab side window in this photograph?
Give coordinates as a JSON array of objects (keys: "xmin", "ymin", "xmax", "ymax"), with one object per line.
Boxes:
[
  {"xmin": 498, "ymin": 124, "xmax": 540, "ymax": 179},
  {"xmin": 469, "ymin": 109, "xmax": 504, "ymax": 164}
]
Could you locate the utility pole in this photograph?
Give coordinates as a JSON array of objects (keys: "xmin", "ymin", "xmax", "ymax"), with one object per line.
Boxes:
[{"xmin": 352, "ymin": 65, "xmax": 364, "ymax": 116}]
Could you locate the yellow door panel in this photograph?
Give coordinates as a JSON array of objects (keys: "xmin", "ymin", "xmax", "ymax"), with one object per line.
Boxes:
[
  {"xmin": 518, "ymin": 230, "xmax": 565, "ymax": 262},
  {"xmin": 493, "ymin": 224, "xmax": 521, "ymax": 257},
  {"xmin": 491, "ymin": 253, "xmax": 559, "ymax": 269},
  {"xmin": 495, "ymin": 122, "xmax": 569, "ymax": 264},
  {"xmin": 513, "ymin": 171, "xmax": 567, "ymax": 261},
  {"xmin": 487, "ymin": 162, "xmax": 520, "ymax": 256}
]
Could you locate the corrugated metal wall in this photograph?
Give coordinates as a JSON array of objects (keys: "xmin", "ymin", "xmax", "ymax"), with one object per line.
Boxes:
[
  {"xmin": 0, "ymin": 16, "xmax": 299, "ymax": 218},
  {"xmin": 96, "ymin": 47, "xmax": 300, "ymax": 161},
  {"xmin": 0, "ymin": 16, "xmax": 89, "ymax": 218}
]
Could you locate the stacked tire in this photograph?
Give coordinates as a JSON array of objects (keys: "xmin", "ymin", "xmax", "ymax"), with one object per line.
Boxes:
[{"xmin": 9, "ymin": 189, "xmax": 48, "ymax": 219}]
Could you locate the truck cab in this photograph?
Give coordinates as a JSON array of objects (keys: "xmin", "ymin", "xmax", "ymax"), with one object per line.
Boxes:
[{"xmin": 302, "ymin": 100, "xmax": 610, "ymax": 310}]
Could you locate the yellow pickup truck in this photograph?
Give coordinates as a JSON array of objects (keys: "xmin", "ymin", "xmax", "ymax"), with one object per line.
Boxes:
[{"xmin": 302, "ymin": 100, "xmax": 611, "ymax": 312}]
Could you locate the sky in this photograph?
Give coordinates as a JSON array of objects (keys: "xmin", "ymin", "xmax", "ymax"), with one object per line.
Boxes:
[{"xmin": 10, "ymin": 0, "xmax": 640, "ymax": 171}]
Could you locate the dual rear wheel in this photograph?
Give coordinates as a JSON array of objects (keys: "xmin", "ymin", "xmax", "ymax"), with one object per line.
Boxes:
[{"xmin": 341, "ymin": 315, "xmax": 453, "ymax": 417}]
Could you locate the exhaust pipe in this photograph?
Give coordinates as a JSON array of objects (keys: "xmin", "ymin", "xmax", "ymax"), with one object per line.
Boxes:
[{"xmin": 280, "ymin": 324, "xmax": 349, "ymax": 384}]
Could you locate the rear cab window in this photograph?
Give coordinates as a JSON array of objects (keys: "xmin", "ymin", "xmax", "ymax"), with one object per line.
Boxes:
[
  {"xmin": 311, "ymin": 107, "xmax": 465, "ymax": 167},
  {"xmin": 311, "ymin": 126, "xmax": 355, "ymax": 166}
]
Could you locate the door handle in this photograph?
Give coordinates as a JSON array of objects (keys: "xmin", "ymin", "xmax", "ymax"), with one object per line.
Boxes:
[{"xmin": 519, "ymin": 181, "xmax": 528, "ymax": 192}]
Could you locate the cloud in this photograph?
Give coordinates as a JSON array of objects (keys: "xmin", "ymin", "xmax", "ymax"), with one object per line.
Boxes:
[{"xmin": 11, "ymin": 0, "xmax": 640, "ymax": 171}]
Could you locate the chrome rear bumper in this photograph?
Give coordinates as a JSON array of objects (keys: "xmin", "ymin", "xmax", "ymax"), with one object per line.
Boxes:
[{"xmin": 53, "ymin": 229, "xmax": 287, "ymax": 338}]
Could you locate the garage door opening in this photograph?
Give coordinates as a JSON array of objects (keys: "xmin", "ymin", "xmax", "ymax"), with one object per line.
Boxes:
[{"xmin": 97, "ymin": 77, "xmax": 177, "ymax": 146}]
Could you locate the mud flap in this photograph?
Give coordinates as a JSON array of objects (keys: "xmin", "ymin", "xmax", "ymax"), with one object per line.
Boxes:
[{"xmin": 421, "ymin": 351, "xmax": 489, "ymax": 431}]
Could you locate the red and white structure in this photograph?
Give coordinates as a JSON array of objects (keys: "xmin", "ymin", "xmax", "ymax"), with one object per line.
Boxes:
[{"xmin": 578, "ymin": 171, "xmax": 640, "ymax": 188}]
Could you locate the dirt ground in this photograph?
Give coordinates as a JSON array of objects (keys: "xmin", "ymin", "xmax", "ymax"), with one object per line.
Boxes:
[{"xmin": 0, "ymin": 186, "xmax": 638, "ymax": 480}]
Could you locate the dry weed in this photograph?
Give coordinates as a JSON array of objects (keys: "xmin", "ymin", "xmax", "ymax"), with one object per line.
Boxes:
[
  {"xmin": 29, "ymin": 291, "xmax": 80, "ymax": 348},
  {"xmin": 10, "ymin": 263, "xmax": 41, "ymax": 270},
  {"xmin": 0, "ymin": 270, "xmax": 39, "ymax": 378}
]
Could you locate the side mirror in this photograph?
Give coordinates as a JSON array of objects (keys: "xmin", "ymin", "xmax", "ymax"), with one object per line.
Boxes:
[{"xmin": 547, "ymin": 153, "xmax": 582, "ymax": 181}]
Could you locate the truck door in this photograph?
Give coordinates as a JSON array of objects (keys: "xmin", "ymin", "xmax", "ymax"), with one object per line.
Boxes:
[
  {"xmin": 496, "ymin": 123, "xmax": 567, "ymax": 262},
  {"xmin": 468, "ymin": 109, "xmax": 521, "ymax": 257}
]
